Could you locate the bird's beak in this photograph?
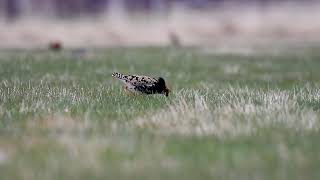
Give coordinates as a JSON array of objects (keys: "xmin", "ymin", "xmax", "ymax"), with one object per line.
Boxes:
[{"xmin": 165, "ymin": 88, "xmax": 170, "ymax": 97}]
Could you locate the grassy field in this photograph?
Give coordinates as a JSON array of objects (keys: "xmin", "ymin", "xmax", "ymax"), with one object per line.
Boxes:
[{"xmin": 0, "ymin": 46, "xmax": 320, "ymax": 180}]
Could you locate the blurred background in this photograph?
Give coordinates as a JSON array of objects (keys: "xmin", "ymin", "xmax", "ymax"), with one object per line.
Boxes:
[{"xmin": 0, "ymin": 0, "xmax": 319, "ymax": 48}]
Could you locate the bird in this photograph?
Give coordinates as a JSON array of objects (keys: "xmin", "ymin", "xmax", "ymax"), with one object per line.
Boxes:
[
  {"xmin": 112, "ymin": 72, "xmax": 170, "ymax": 97},
  {"xmin": 168, "ymin": 31, "xmax": 181, "ymax": 47},
  {"xmin": 49, "ymin": 41, "xmax": 62, "ymax": 51}
]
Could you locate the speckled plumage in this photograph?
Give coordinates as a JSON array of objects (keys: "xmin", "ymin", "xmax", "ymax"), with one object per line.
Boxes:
[{"xmin": 112, "ymin": 72, "xmax": 170, "ymax": 96}]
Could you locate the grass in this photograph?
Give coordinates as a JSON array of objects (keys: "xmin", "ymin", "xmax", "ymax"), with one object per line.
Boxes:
[{"xmin": 0, "ymin": 46, "xmax": 320, "ymax": 179}]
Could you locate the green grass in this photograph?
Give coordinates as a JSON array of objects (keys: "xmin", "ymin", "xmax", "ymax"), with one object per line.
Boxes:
[{"xmin": 0, "ymin": 46, "xmax": 320, "ymax": 180}]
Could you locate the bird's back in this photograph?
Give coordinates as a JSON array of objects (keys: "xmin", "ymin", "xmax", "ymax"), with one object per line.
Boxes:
[
  {"xmin": 112, "ymin": 72, "xmax": 170, "ymax": 96},
  {"xmin": 112, "ymin": 72, "xmax": 157, "ymax": 86}
]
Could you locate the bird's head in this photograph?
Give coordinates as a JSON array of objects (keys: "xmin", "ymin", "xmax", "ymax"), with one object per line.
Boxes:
[
  {"xmin": 158, "ymin": 77, "xmax": 170, "ymax": 97},
  {"xmin": 164, "ymin": 88, "xmax": 170, "ymax": 97}
]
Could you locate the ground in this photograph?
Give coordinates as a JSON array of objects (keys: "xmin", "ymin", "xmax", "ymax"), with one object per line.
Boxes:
[{"xmin": 0, "ymin": 45, "xmax": 320, "ymax": 180}]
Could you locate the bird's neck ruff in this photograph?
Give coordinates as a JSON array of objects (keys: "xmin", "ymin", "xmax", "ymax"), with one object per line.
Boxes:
[
  {"xmin": 157, "ymin": 77, "xmax": 166, "ymax": 87},
  {"xmin": 156, "ymin": 77, "xmax": 170, "ymax": 97}
]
